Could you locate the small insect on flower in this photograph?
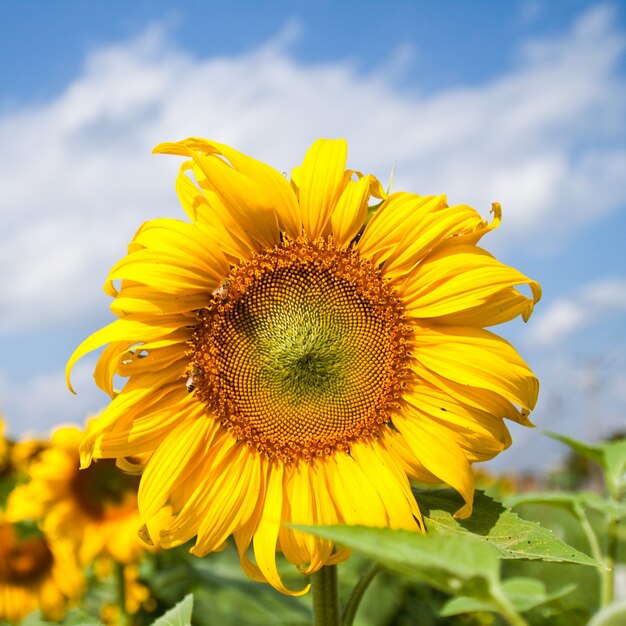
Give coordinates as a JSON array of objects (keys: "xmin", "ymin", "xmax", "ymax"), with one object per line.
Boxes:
[
  {"xmin": 211, "ymin": 279, "xmax": 231, "ymax": 300},
  {"xmin": 185, "ymin": 365, "xmax": 203, "ymax": 393}
]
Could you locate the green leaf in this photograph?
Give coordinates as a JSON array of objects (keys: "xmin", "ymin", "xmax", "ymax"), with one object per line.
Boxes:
[
  {"xmin": 505, "ymin": 490, "xmax": 626, "ymax": 520},
  {"xmin": 501, "ymin": 577, "xmax": 576, "ymax": 612},
  {"xmin": 439, "ymin": 595, "xmax": 497, "ymax": 617},
  {"xmin": 545, "ymin": 431, "xmax": 626, "ymax": 496},
  {"xmin": 150, "ymin": 594, "xmax": 193, "ymax": 626},
  {"xmin": 545, "ymin": 431, "xmax": 605, "ymax": 465},
  {"xmin": 441, "ymin": 577, "xmax": 575, "ymax": 616},
  {"xmin": 416, "ymin": 488, "xmax": 600, "ymax": 567},
  {"xmin": 297, "ymin": 523, "xmax": 501, "ymax": 600}
]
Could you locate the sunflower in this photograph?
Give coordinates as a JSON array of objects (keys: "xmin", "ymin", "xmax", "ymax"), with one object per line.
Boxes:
[
  {"xmin": 0, "ymin": 513, "xmax": 84, "ymax": 623},
  {"xmin": 67, "ymin": 138, "xmax": 540, "ymax": 595},
  {"xmin": 8, "ymin": 425, "xmax": 144, "ymax": 566}
]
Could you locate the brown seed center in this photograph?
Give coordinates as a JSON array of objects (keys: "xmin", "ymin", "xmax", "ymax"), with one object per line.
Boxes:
[{"xmin": 190, "ymin": 238, "xmax": 411, "ymax": 462}]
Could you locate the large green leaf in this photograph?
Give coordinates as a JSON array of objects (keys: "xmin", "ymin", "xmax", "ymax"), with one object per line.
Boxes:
[
  {"xmin": 416, "ymin": 488, "xmax": 600, "ymax": 567},
  {"xmin": 299, "ymin": 523, "xmax": 501, "ymax": 600},
  {"xmin": 150, "ymin": 594, "xmax": 193, "ymax": 626}
]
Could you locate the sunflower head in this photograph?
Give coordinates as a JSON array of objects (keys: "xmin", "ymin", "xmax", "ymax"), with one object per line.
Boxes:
[
  {"xmin": 67, "ymin": 137, "xmax": 540, "ymax": 595},
  {"xmin": 0, "ymin": 515, "xmax": 84, "ymax": 622},
  {"xmin": 8, "ymin": 425, "xmax": 145, "ymax": 566}
]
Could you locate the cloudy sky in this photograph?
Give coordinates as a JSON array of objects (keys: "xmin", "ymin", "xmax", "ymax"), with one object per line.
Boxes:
[{"xmin": 1, "ymin": 0, "xmax": 624, "ymax": 472}]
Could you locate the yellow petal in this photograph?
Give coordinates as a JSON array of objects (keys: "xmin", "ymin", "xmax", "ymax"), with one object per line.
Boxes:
[
  {"xmin": 66, "ymin": 315, "xmax": 188, "ymax": 393},
  {"xmin": 174, "ymin": 163, "xmax": 255, "ymax": 260},
  {"xmin": 350, "ymin": 441, "xmax": 423, "ymax": 530},
  {"xmin": 325, "ymin": 453, "xmax": 388, "ymax": 526},
  {"xmin": 331, "ymin": 173, "xmax": 385, "ymax": 248},
  {"xmin": 413, "ymin": 324, "xmax": 539, "ymax": 412},
  {"xmin": 138, "ymin": 417, "xmax": 218, "ymax": 524},
  {"xmin": 132, "ymin": 218, "xmax": 230, "ymax": 278},
  {"xmin": 81, "ymin": 387, "xmax": 200, "ymax": 463},
  {"xmin": 279, "ymin": 460, "xmax": 334, "ymax": 574},
  {"xmin": 433, "ymin": 288, "xmax": 539, "ymax": 327},
  {"xmin": 193, "ymin": 443, "xmax": 262, "ymax": 555},
  {"xmin": 411, "ymin": 363, "xmax": 533, "ymax": 427},
  {"xmin": 404, "ymin": 385, "xmax": 512, "ymax": 463},
  {"xmin": 253, "ymin": 461, "xmax": 309, "ymax": 596},
  {"xmin": 399, "ymin": 245, "xmax": 541, "ymax": 322},
  {"xmin": 296, "ymin": 139, "xmax": 348, "ymax": 239},
  {"xmin": 394, "ymin": 412, "xmax": 475, "ymax": 518},
  {"xmin": 154, "ymin": 139, "xmax": 281, "ymax": 249},
  {"xmin": 357, "ymin": 192, "xmax": 427, "ymax": 262},
  {"xmin": 358, "ymin": 193, "xmax": 500, "ymax": 279},
  {"xmin": 280, "ymin": 462, "xmax": 317, "ymax": 569},
  {"xmin": 158, "ymin": 429, "xmax": 239, "ymax": 547},
  {"xmin": 110, "ymin": 286, "xmax": 210, "ymax": 316}
]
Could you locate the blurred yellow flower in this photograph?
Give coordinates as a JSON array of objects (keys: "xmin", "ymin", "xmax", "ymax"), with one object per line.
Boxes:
[
  {"xmin": 8, "ymin": 425, "xmax": 144, "ymax": 565},
  {"xmin": 68, "ymin": 138, "xmax": 540, "ymax": 594},
  {"xmin": 10, "ymin": 436, "xmax": 48, "ymax": 476},
  {"xmin": 0, "ymin": 513, "xmax": 83, "ymax": 623},
  {"xmin": 0, "ymin": 417, "xmax": 10, "ymax": 477},
  {"xmin": 97, "ymin": 561, "xmax": 155, "ymax": 624}
]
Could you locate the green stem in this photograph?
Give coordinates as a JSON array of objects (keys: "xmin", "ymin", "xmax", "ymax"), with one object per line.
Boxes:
[
  {"xmin": 311, "ymin": 565, "xmax": 340, "ymax": 626},
  {"xmin": 573, "ymin": 501, "xmax": 603, "ymax": 564},
  {"xmin": 341, "ymin": 562, "xmax": 381, "ymax": 626},
  {"xmin": 115, "ymin": 561, "xmax": 131, "ymax": 626},
  {"xmin": 491, "ymin": 585, "xmax": 531, "ymax": 626},
  {"xmin": 601, "ymin": 515, "xmax": 620, "ymax": 606}
]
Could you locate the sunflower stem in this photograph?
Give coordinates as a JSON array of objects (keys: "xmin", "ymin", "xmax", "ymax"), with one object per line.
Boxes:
[
  {"xmin": 341, "ymin": 561, "xmax": 381, "ymax": 626},
  {"xmin": 601, "ymin": 514, "xmax": 620, "ymax": 606},
  {"xmin": 115, "ymin": 561, "xmax": 130, "ymax": 626},
  {"xmin": 491, "ymin": 584, "xmax": 531, "ymax": 626},
  {"xmin": 311, "ymin": 565, "xmax": 340, "ymax": 626}
]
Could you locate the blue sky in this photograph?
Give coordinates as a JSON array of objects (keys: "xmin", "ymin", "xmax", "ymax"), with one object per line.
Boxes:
[{"xmin": 0, "ymin": 0, "xmax": 625, "ymax": 472}]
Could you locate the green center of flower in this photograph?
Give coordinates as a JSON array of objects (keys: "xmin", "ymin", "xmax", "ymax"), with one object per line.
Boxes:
[
  {"xmin": 190, "ymin": 238, "xmax": 411, "ymax": 462},
  {"xmin": 268, "ymin": 310, "xmax": 344, "ymax": 398}
]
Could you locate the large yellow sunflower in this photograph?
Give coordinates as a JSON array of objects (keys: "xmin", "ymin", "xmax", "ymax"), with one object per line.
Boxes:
[
  {"xmin": 67, "ymin": 138, "xmax": 540, "ymax": 595},
  {"xmin": 0, "ymin": 513, "xmax": 84, "ymax": 623},
  {"xmin": 8, "ymin": 425, "xmax": 144, "ymax": 566}
]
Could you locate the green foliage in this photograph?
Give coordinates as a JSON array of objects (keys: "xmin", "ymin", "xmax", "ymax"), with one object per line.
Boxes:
[
  {"xmin": 146, "ymin": 546, "xmax": 310, "ymax": 626},
  {"xmin": 3, "ymin": 431, "xmax": 624, "ymax": 626},
  {"xmin": 440, "ymin": 577, "xmax": 575, "ymax": 616},
  {"xmin": 588, "ymin": 600, "xmax": 626, "ymax": 626},
  {"xmin": 417, "ymin": 489, "xmax": 599, "ymax": 566},
  {"xmin": 545, "ymin": 431, "xmax": 626, "ymax": 498},
  {"xmin": 300, "ymin": 484, "xmax": 608, "ymax": 625},
  {"xmin": 149, "ymin": 595, "xmax": 193, "ymax": 626}
]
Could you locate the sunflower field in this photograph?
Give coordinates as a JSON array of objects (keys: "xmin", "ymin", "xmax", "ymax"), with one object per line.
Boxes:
[
  {"xmin": 0, "ymin": 138, "xmax": 624, "ymax": 626},
  {"xmin": 1, "ymin": 420, "xmax": 625, "ymax": 625}
]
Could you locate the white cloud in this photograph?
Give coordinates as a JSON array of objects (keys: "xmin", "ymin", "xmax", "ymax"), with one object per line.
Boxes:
[
  {"xmin": 1, "ymin": 5, "xmax": 625, "ymax": 451},
  {"xmin": 527, "ymin": 277, "xmax": 626, "ymax": 347},
  {"xmin": 0, "ymin": 357, "xmax": 108, "ymax": 438},
  {"xmin": 0, "ymin": 6, "xmax": 624, "ymax": 336}
]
